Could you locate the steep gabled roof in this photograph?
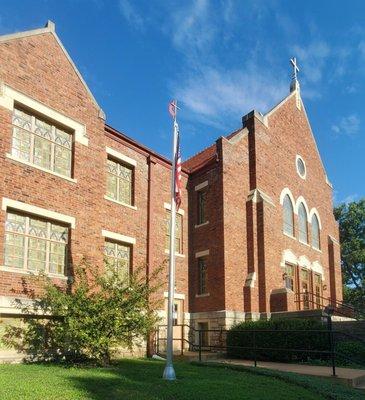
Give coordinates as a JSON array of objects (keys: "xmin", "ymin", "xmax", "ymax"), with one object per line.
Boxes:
[
  {"xmin": 182, "ymin": 127, "xmax": 243, "ymax": 172},
  {"xmin": 0, "ymin": 20, "xmax": 105, "ymax": 119}
]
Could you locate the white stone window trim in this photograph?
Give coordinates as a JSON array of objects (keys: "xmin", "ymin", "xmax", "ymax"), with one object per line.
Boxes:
[
  {"xmin": 164, "ymin": 202, "xmax": 185, "ymax": 216},
  {"xmin": 194, "ymin": 180, "xmax": 208, "ymax": 191},
  {"xmin": 296, "ymin": 154, "xmax": 307, "ymax": 179},
  {"xmin": 195, "ymin": 249, "xmax": 209, "ymax": 258},
  {"xmin": 2, "ymin": 197, "xmax": 76, "ymax": 228},
  {"xmin": 279, "ymin": 188, "xmax": 297, "ymax": 214},
  {"xmin": 195, "ymin": 293, "xmax": 210, "ymax": 298},
  {"xmin": 0, "ymin": 84, "xmax": 88, "ymax": 146},
  {"xmin": 164, "ymin": 292, "xmax": 185, "ymax": 300},
  {"xmin": 299, "ymin": 239, "xmax": 310, "ymax": 247},
  {"xmin": 101, "ymin": 229, "xmax": 136, "ymax": 245},
  {"xmin": 164, "ymin": 249, "xmax": 185, "ymax": 258},
  {"xmin": 106, "ymin": 147, "xmax": 137, "ymax": 167},
  {"xmin": 104, "ymin": 195, "xmax": 137, "ymax": 210},
  {"xmin": 283, "ymin": 231, "xmax": 296, "ymax": 241},
  {"xmin": 0, "ymin": 265, "xmax": 69, "ymax": 280},
  {"xmin": 309, "ymin": 208, "xmax": 322, "ymax": 229},
  {"xmin": 6, "ymin": 153, "xmax": 77, "ymax": 183},
  {"xmin": 194, "ymin": 221, "xmax": 209, "ymax": 229}
]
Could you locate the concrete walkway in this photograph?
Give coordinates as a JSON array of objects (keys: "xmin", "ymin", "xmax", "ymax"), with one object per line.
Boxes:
[{"xmin": 213, "ymin": 359, "xmax": 365, "ymax": 389}]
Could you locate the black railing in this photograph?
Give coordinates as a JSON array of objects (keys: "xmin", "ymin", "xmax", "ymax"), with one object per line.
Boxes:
[
  {"xmin": 155, "ymin": 316, "xmax": 365, "ymax": 377},
  {"xmin": 294, "ymin": 291, "xmax": 365, "ymax": 320}
]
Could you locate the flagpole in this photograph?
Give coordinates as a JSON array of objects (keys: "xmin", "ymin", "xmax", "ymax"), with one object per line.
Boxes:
[{"xmin": 163, "ymin": 101, "xmax": 178, "ymax": 381}]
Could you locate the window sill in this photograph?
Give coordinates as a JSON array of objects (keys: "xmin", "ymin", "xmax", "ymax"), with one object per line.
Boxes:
[
  {"xmin": 6, "ymin": 153, "xmax": 77, "ymax": 183},
  {"xmin": 299, "ymin": 240, "xmax": 310, "ymax": 247},
  {"xmin": 0, "ymin": 266, "xmax": 69, "ymax": 280},
  {"xmin": 164, "ymin": 249, "xmax": 185, "ymax": 258},
  {"xmin": 104, "ymin": 195, "xmax": 137, "ymax": 210},
  {"xmin": 195, "ymin": 293, "xmax": 210, "ymax": 298},
  {"xmin": 312, "ymin": 247, "xmax": 322, "ymax": 253},
  {"xmin": 195, "ymin": 221, "xmax": 209, "ymax": 228},
  {"xmin": 283, "ymin": 232, "xmax": 296, "ymax": 240}
]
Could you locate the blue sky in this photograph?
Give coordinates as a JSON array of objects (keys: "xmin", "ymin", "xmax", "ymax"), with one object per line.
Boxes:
[{"xmin": 0, "ymin": 0, "xmax": 364, "ymax": 205}]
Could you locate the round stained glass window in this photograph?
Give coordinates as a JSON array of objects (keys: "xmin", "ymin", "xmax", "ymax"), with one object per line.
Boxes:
[{"xmin": 296, "ymin": 156, "xmax": 306, "ymax": 178}]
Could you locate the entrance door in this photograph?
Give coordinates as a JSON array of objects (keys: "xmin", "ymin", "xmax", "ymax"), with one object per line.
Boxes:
[
  {"xmin": 197, "ymin": 322, "xmax": 209, "ymax": 348},
  {"xmin": 314, "ymin": 273, "xmax": 322, "ymax": 309},
  {"xmin": 164, "ymin": 298, "xmax": 184, "ymax": 352},
  {"xmin": 301, "ymin": 268, "xmax": 310, "ymax": 309}
]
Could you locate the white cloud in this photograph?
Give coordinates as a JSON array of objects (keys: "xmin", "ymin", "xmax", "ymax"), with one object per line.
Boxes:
[
  {"xmin": 173, "ymin": 64, "xmax": 287, "ymax": 128},
  {"xmin": 331, "ymin": 114, "xmax": 360, "ymax": 136},
  {"xmin": 292, "ymin": 41, "xmax": 330, "ymax": 84},
  {"xmin": 119, "ymin": 0, "xmax": 144, "ymax": 31}
]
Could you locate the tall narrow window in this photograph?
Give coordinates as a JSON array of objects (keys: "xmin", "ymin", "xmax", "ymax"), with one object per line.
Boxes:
[
  {"xmin": 165, "ymin": 211, "xmax": 183, "ymax": 254},
  {"xmin": 104, "ymin": 240, "xmax": 131, "ymax": 279},
  {"xmin": 197, "ymin": 190, "xmax": 207, "ymax": 225},
  {"xmin": 106, "ymin": 158, "xmax": 133, "ymax": 205},
  {"xmin": 4, "ymin": 211, "xmax": 68, "ymax": 275},
  {"xmin": 314, "ymin": 274, "xmax": 322, "ymax": 309},
  {"xmin": 283, "ymin": 195, "xmax": 295, "ymax": 236},
  {"xmin": 298, "ymin": 203, "xmax": 308, "ymax": 244},
  {"xmin": 285, "ymin": 263, "xmax": 295, "ymax": 291},
  {"xmin": 11, "ymin": 108, "xmax": 73, "ymax": 177},
  {"xmin": 311, "ymin": 214, "xmax": 320, "ymax": 250},
  {"xmin": 198, "ymin": 258, "xmax": 207, "ymax": 294}
]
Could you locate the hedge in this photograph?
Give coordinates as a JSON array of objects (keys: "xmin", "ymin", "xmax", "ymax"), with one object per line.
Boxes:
[{"xmin": 226, "ymin": 319, "xmax": 330, "ymax": 362}]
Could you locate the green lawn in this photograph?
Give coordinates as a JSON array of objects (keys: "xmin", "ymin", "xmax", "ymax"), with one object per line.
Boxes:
[{"xmin": 0, "ymin": 359, "xmax": 359, "ymax": 400}]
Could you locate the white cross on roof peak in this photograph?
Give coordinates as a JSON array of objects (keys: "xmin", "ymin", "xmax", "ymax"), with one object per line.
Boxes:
[{"xmin": 290, "ymin": 57, "xmax": 299, "ymax": 79}]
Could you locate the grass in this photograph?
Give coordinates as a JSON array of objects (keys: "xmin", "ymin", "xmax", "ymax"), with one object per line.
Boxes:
[
  {"xmin": 0, "ymin": 358, "xmax": 341, "ymax": 400},
  {"xmin": 195, "ymin": 362, "xmax": 365, "ymax": 400}
]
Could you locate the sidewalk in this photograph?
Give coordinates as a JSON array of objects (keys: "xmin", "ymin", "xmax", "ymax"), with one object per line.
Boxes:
[{"xmin": 213, "ymin": 359, "xmax": 365, "ymax": 389}]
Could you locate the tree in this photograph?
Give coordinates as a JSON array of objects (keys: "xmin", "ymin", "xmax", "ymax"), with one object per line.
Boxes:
[
  {"xmin": 3, "ymin": 260, "xmax": 162, "ymax": 365},
  {"xmin": 334, "ymin": 199, "xmax": 365, "ymax": 311}
]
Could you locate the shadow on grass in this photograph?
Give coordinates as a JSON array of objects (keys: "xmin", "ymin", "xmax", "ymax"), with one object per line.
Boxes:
[{"xmin": 63, "ymin": 358, "xmax": 328, "ymax": 400}]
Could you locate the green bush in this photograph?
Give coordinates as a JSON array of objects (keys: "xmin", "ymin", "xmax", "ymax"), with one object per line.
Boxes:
[
  {"xmin": 335, "ymin": 340, "xmax": 365, "ymax": 366},
  {"xmin": 2, "ymin": 259, "xmax": 163, "ymax": 365},
  {"xmin": 226, "ymin": 319, "xmax": 330, "ymax": 362}
]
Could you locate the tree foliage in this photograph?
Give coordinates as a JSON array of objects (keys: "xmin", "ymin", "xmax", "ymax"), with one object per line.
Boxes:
[
  {"xmin": 2, "ymin": 260, "xmax": 162, "ymax": 365},
  {"xmin": 334, "ymin": 199, "xmax": 365, "ymax": 310}
]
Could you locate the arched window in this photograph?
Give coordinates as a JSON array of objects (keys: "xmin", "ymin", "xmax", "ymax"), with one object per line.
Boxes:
[
  {"xmin": 283, "ymin": 195, "xmax": 294, "ymax": 236},
  {"xmin": 298, "ymin": 203, "xmax": 308, "ymax": 243},
  {"xmin": 311, "ymin": 214, "xmax": 320, "ymax": 249}
]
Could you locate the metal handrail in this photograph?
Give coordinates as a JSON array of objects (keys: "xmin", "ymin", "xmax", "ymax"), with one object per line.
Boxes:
[
  {"xmin": 294, "ymin": 291, "xmax": 365, "ymax": 319},
  {"xmin": 155, "ymin": 318, "xmax": 365, "ymax": 375}
]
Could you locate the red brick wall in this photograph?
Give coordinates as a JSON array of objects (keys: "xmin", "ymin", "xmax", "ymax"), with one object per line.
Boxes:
[
  {"xmin": 0, "ymin": 32, "xmax": 189, "ymax": 312},
  {"xmin": 0, "ymin": 29, "xmax": 342, "ymax": 321}
]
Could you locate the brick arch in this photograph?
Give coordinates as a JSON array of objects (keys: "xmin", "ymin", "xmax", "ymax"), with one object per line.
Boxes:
[
  {"xmin": 295, "ymin": 196, "xmax": 310, "ymax": 216},
  {"xmin": 279, "ymin": 188, "xmax": 296, "ymax": 214},
  {"xmin": 309, "ymin": 208, "xmax": 322, "ymax": 229}
]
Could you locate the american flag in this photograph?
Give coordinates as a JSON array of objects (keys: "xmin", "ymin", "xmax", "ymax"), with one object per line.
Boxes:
[
  {"xmin": 169, "ymin": 100, "xmax": 182, "ymax": 210},
  {"xmin": 174, "ymin": 121, "xmax": 182, "ymax": 210}
]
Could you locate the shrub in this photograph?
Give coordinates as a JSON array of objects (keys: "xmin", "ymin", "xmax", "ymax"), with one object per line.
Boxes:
[
  {"xmin": 2, "ymin": 260, "xmax": 162, "ymax": 365},
  {"xmin": 226, "ymin": 318, "xmax": 330, "ymax": 362},
  {"xmin": 335, "ymin": 340, "xmax": 365, "ymax": 366}
]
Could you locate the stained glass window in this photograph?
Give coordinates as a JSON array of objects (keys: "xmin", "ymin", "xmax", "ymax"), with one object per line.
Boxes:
[
  {"xmin": 106, "ymin": 158, "xmax": 133, "ymax": 205},
  {"xmin": 104, "ymin": 240, "xmax": 131, "ymax": 279},
  {"xmin": 283, "ymin": 195, "xmax": 295, "ymax": 236},
  {"xmin": 165, "ymin": 211, "xmax": 183, "ymax": 254},
  {"xmin": 197, "ymin": 190, "xmax": 207, "ymax": 225},
  {"xmin": 298, "ymin": 203, "xmax": 308, "ymax": 243},
  {"xmin": 198, "ymin": 258, "xmax": 207, "ymax": 294},
  {"xmin": 11, "ymin": 108, "xmax": 72, "ymax": 177},
  {"xmin": 4, "ymin": 211, "xmax": 68, "ymax": 275},
  {"xmin": 311, "ymin": 214, "xmax": 320, "ymax": 250}
]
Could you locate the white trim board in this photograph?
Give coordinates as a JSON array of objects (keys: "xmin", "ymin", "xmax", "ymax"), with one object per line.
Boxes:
[
  {"xmin": 101, "ymin": 229, "xmax": 136, "ymax": 245},
  {"xmin": 2, "ymin": 197, "xmax": 76, "ymax": 228},
  {"xmin": 0, "ymin": 84, "xmax": 88, "ymax": 146}
]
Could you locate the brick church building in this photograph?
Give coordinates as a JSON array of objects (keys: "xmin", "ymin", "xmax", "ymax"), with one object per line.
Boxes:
[{"xmin": 0, "ymin": 22, "xmax": 342, "ymax": 338}]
